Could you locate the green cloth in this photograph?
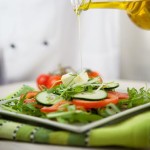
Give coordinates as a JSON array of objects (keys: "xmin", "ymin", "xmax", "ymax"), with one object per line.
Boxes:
[
  {"xmin": 1, "ymin": 111, "xmax": 150, "ymax": 148},
  {"xmin": 0, "ymin": 118, "xmax": 86, "ymax": 146},
  {"xmin": 89, "ymin": 110, "xmax": 150, "ymax": 148}
]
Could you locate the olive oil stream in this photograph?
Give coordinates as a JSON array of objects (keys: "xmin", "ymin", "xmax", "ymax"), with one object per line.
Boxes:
[
  {"xmin": 76, "ymin": 0, "xmax": 150, "ymax": 30},
  {"xmin": 78, "ymin": 15, "xmax": 83, "ymax": 70}
]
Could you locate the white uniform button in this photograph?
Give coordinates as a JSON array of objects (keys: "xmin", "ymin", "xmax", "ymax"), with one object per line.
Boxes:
[
  {"xmin": 43, "ymin": 41, "xmax": 49, "ymax": 46},
  {"xmin": 10, "ymin": 44, "xmax": 16, "ymax": 49}
]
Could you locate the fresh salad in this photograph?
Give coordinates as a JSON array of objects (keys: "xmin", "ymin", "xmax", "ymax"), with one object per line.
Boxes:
[{"xmin": 1, "ymin": 69, "xmax": 150, "ymax": 124}]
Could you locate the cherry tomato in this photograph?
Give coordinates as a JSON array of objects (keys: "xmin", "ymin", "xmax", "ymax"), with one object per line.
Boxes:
[
  {"xmin": 72, "ymin": 93, "xmax": 119, "ymax": 109},
  {"xmin": 46, "ymin": 75, "xmax": 62, "ymax": 88},
  {"xmin": 36, "ymin": 74, "xmax": 49, "ymax": 87},
  {"xmin": 87, "ymin": 71, "xmax": 100, "ymax": 78}
]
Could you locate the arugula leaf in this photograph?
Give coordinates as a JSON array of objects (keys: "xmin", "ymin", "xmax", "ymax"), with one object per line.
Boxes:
[
  {"xmin": 20, "ymin": 103, "xmax": 44, "ymax": 117},
  {"xmin": 2, "ymin": 95, "xmax": 45, "ymax": 117},
  {"xmin": 118, "ymin": 87, "xmax": 150, "ymax": 109}
]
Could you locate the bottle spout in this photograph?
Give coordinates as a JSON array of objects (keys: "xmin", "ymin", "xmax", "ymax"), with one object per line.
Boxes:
[
  {"xmin": 71, "ymin": 0, "xmax": 82, "ymax": 14},
  {"xmin": 71, "ymin": 0, "xmax": 90, "ymax": 15}
]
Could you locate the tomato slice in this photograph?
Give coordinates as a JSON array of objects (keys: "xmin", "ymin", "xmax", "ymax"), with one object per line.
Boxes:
[
  {"xmin": 24, "ymin": 99, "xmax": 43, "ymax": 109},
  {"xmin": 108, "ymin": 91, "xmax": 129, "ymax": 99},
  {"xmin": 24, "ymin": 99, "xmax": 36, "ymax": 104},
  {"xmin": 26, "ymin": 91, "xmax": 39, "ymax": 99},
  {"xmin": 72, "ymin": 93, "xmax": 118, "ymax": 109},
  {"xmin": 40, "ymin": 100, "xmax": 71, "ymax": 113}
]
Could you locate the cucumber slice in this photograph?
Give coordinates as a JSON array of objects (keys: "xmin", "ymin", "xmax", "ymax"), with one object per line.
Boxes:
[
  {"xmin": 103, "ymin": 82, "xmax": 119, "ymax": 89},
  {"xmin": 36, "ymin": 91, "xmax": 62, "ymax": 105},
  {"xmin": 72, "ymin": 90, "xmax": 107, "ymax": 100}
]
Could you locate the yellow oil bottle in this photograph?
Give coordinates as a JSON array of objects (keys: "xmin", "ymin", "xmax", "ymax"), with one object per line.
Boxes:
[{"xmin": 74, "ymin": 0, "xmax": 150, "ymax": 30}]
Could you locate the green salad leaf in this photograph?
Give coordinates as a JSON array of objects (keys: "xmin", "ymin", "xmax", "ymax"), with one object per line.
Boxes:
[
  {"xmin": 47, "ymin": 110, "xmax": 102, "ymax": 124},
  {"xmin": 118, "ymin": 87, "xmax": 150, "ymax": 109}
]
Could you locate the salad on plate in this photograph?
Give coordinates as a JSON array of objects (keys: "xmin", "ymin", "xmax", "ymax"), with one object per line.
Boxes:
[{"xmin": 0, "ymin": 69, "xmax": 150, "ymax": 125}]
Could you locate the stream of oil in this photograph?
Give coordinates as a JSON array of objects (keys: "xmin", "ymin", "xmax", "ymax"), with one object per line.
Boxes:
[{"xmin": 77, "ymin": 14, "xmax": 83, "ymax": 71}]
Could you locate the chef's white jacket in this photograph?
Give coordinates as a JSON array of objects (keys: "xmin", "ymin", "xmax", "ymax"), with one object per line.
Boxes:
[{"xmin": 0, "ymin": 0, "xmax": 121, "ymax": 84}]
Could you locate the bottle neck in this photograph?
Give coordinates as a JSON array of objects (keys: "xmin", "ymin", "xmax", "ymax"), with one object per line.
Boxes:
[{"xmin": 78, "ymin": 0, "xmax": 128, "ymax": 12}]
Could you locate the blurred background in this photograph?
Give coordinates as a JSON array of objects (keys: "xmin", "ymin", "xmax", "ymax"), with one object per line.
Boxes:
[{"xmin": 0, "ymin": 0, "xmax": 150, "ymax": 85}]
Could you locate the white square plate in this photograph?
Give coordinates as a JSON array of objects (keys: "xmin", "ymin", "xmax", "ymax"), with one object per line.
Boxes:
[
  {"xmin": 0, "ymin": 81, "xmax": 149, "ymax": 133},
  {"xmin": 0, "ymin": 101, "xmax": 150, "ymax": 133}
]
